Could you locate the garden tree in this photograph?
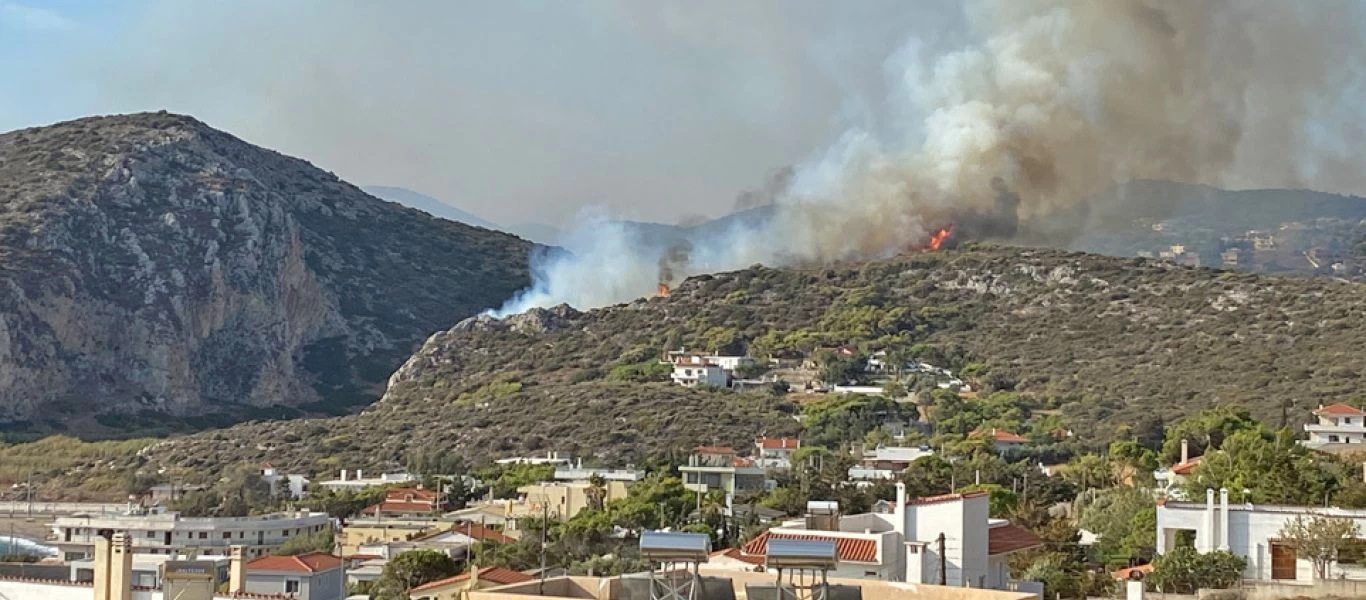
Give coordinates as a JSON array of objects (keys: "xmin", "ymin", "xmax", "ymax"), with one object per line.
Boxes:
[
  {"xmin": 696, "ymin": 326, "xmax": 743, "ymax": 355},
  {"xmin": 932, "ymin": 392, "xmax": 1031, "ymax": 437},
  {"xmin": 958, "ymin": 484, "xmax": 1018, "ymax": 517},
  {"xmin": 1107, "ymin": 440, "xmax": 1158, "ymax": 486},
  {"xmin": 1018, "ymin": 553, "xmax": 1084, "ymax": 599},
  {"xmin": 1148, "ymin": 547, "xmax": 1246, "ymax": 593},
  {"xmin": 1278, "ymin": 514, "xmax": 1363, "ymax": 579},
  {"xmin": 474, "ymin": 464, "xmax": 555, "ymax": 500},
  {"xmin": 406, "ymin": 448, "xmax": 466, "ymax": 477},
  {"xmin": 585, "ymin": 474, "xmax": 607, "ymax": 512},
  {"xmin": 801, "ymin": 395, "xmax": 915, "ymax": 447},
  {"xmin": 790, "ymin": 446, "xmax": 854, "ymax": 503},
  {"xmin": 372, "ymin": 550, "xmax": 460, "ymax": 600},
  {"xmin": 1334, "ymin": 478, "xmax": 1366, "ymax": 509},
  {"xmin": 1062, "ymin": 453, "xmax": 1115, "ymax": 491},
  {"xmin": 605, "ymin": 474, "xmax": 693, "ymax": 531},
  {"xmin": 817, "ymin": 353, "xmax": 867, "ymax": 386},
  {"xmin": 1184, "ymin": 427, "xmax": 1340, "ymax": 505},
  {"xmin": 274, "ymin": 529, "xmax": 335, "ymax": 555},
  {"xmin": 881, "ymin": 380, "xmax": 907, "ymax": 399},
  {"xmin": 302, "ymin": 485, "xmax": 393, "ymax": 519},
  {"xmin": 761, "ymin": 487, "xmax": 808, "ymax": 516},
  {"xmin": 1159, "ymin": 407, "xmax": 1258, "ymax": 463},
  {"xmin": 1076, "ymin": 486, "xmax": 1156, "ymax": 567},
  {"xmin": 902, "ymin": 455, "xmax": 955, "ymax": 499}
]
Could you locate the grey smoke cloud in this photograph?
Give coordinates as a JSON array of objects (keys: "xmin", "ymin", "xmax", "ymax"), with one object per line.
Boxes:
[{"xmin": 495, "ymin": 0, "xmax": 1366, "ymax": 314}]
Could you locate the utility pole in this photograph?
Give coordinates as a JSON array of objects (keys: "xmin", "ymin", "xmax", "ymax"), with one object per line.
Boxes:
[
  {"xmin": 937, "ymin": 532, "xmax": 947, "ymax": 585},
  {"xmin": 538, "ymin": 500, "xmax": 549, "ymax": 594},
  {"xmin": 26, "ymin": 471, "xmax": 32, "ymax": 519}
]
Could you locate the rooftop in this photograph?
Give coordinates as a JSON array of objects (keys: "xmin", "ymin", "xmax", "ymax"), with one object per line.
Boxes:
[
  {"xmin": 410, "ymin": 567, "xmax": 533, "ymax": 592},
  {"xmin": 246, "ymin": 552, "xmax": 343, "ymax": 574},
  {"xmin": 741, "ymin": 532, "xmax": 878, "ymax": 563},
  {"xmin": 970, "ymin": 429, "xmax": 1028, "ymax": 444},
  {"xmin": 756, "ymin": 437, "xmax": 800, "ymax": 450},
  {"xmin": 986, "ymin": 524, "xmax": 1042, "ymax": 556},
  {"xmin": 907, "ymin": 490, "xmax": 991, "ymax": 506},
  {"xmin": 1315, "ymin": 403, "xmax": 1366, "ymax": 417}
]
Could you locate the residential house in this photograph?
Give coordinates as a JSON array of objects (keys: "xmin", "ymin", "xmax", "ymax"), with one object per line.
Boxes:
[
  {"xmin": 754, "ymin": 437, "xmax": 801, "ymax": 470},
  {"xmin": 518, "ymin": 479, "xmax": 631, "ymax": 520},
  {"xmin": 856, "ymin": 445, "xmax": 934, "ymax": 472},
  {"xmin": 1153, "ymin": 439, "xmax": 1201, "ymax": 501},
  {"xmin": 669, "ymin": 359, "xmax": 728, "ymax": 388},
  {"xmin": 729, "ymin": 488, "xmax": 1041, "ymax": 589},
  {"xmin": 340, "ymin": 519, "xmax": 440, "ymax": 555},
  {"xmin": 52, "ymin": 508, "xmax": 333, "ymax": 562},
  {"xmin": 68, "ymin": 554, "xmax": 230, "ymax": 589},
  {"xmin": 463, "ymin": 573, "xmax": 1037, "ymax": 600},
  {"xmin": 552, "ymin": 461, "xmax": 647, "ymax": 483},
  {"xmin": 237, "ymin": 550, "xmax": 345, "ymax": 600},
  {"xmin": 261, "ymin": 464, "xmax": 309, "ymax": 499},
  {"xmin": 314, "ymin": 470, "xmax": 416, "ymax": 492},
  {"xmin": 970, "ymin": 429, "xmax": 1029, "ymax": 453},
  {"xmin": 341, "ymin": 521, "xmax": 510, "ymax": 557},
  {"xmin": 409, "ymin": 567, "xmax": 534, "ymax": 600},
  {"xmin": 678, "ymin": 447, "xmax": 768, "ymax": 506},
  {"xmin": 1302, "ymin": 403, "xmax": 1366, "ymax": 449},
  {"xmin": 1156, "ymin": 489, "xmax": 1366, "ymax": 581},
  {"xmin": 360, "ymin": 487, "xmax": 451, "ymax": 518},
  {"xmin": 494, "ymin": 451, "xmax": 574, "ymax": 466}
]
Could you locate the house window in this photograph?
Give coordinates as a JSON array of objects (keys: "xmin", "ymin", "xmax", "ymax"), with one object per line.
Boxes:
[
  {"xmin": 907, "ymin": 546, "xmax": 919, "ymax": 554},
  {"xmin": 147, "ymin": 531, "xmax": 157, "ymax": 539},
  {"xmin": 1331, "ymin": 435, "xmax": 1341, "ymax": 443},
  {"xmin": 223, "ymin": 532, "xmax": 232, "ymax": 539},
  {"xmin": 198, "ymin": 532, "xmax": 208, "ymax": 539},
  {"xmin": 285, "ymin": 579, "xmax": 301, "ymax": 594}
]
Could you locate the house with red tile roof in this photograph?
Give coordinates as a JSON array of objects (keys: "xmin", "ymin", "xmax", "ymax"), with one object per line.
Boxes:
[
  {"xmin": 1155, "ymin": 439, "xmax": 1202, "ymax": 501},
  {"xmin": 969, "ymin": 429, "xmax": 1030, "ymax": 453},
  {"xmin": 1303, "ymin": 403, "xmax": 1366, "ymax": 449},
  {"xmin": 723, "ymin": 486, "xmax": 1040, "ymax": 588},
  {"xmin": 360, "ymin": 488, "xmax": 452, "ymax": 518},
  {"xmin": 755, "ymin": 437, "xmax": 801, "ymax": 469},
  {"xmin": 409, "ymin": 567, "xmax": 534, "ymax": 600},
  {"xmin": 240, "ymin": 552, "xmax": 345, "ymax": 600},
  {"xmin": 679, "ymin": 447, "xmax": 768, "ymax": 508}
]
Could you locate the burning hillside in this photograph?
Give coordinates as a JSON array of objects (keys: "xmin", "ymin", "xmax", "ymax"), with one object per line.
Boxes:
[{"xmin": 494, "ymin": 0, "xmax": 1366, "ymax": 317}]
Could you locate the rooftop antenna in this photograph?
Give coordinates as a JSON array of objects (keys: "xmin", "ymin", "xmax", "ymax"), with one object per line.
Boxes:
[
  {"xmin": 766, "ymin": 538, "xmax": 838, "ymax": 600},
  {"xmin": 639, "ymin": 531, "xmax": 710, "ymax": 600}
]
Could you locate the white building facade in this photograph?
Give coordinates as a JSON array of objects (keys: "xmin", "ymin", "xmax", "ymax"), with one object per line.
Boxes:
[
  {"xmin": 52, "ymin": 509, "xmax": 333, "ymax": 561},
  {"xmin": 1156, "ymin": 489, "xmax": 1366, "ymax": 581},
  {"xmin": 1302, "ymin": 404, "xmax": 1366, "ymax": 449}
]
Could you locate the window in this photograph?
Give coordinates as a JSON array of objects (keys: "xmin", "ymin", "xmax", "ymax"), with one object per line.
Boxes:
[
  {"xmin": 864, "ymin": 571, "xmax": 879, "ymax": 577},
  {"xmin": 146, "ymin": 531, "xmax": 156, "ymax": 539},
  {"xmin": 239, "ymin": 532, "xmax": 245, "ymax": 539},
  {"xmin": 198, "ymin": 532, "xmax": 208, "ymax": 539},
  {"xmin": 285, "ymin": 579, "xmax": 301, "ymax": 594},
  {"xmin": 223, "ymin": 532, "xmax": 232, "ymax": 539},
  {"xmin": 1331, "ymin": 435, "xmax": 1341, "ymax": 443},
  {"xmin": 907, "ymin": 546, "xmax": 920, "ymax": 554}
]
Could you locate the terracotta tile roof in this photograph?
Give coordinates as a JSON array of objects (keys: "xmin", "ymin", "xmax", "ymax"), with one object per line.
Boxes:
[
  {"xmin": 1170, "ymin": 456, "xmax": 1203, "ymax": 475},
  {"xmin": 384, "ymin": 487, "xmax": 440, "ymax": 502},
  {"xmin": 906, "ymin": 490, "xmax": 990, "ymax": 506},
  {"xmin": 1112, "ymin": 564, "xmax": 1154, "ymax": 580},
  {"xmin": 363, "ymin": 501, "xmax": 440, "ymax": 515},
  {"xmin": 444, "ymin": 522, "xmax": 514, "ymax": 544},
  {"xmin": 970, "ymin": 429, "xmax": 1029, "ymax": 444},
  {"xmin": 710, "ymin": 548, "xmax": 766, "ymax": 566},
  {"xmin": 343, "ymin": 553, "xmax": 385, "ymax": 561},
  {"xmin": 732, "ymin": 457, "xmax": 756, "ymax": 467},
  {"xmin": 987, "ymin": 524, "xmax": 1043, "ymax": 555},
  {"xmin": 410, "ymin": 567, "xmax": 533, "ymax": 592},
  {"xmin": 695, "ymin": 446, "xmax": 737, "ymax": 455},
  {"xmin": 742, "ymin": 532, "xmax": 879, "ymax": 563},
  {"xmin": 1315, "ymin": 403, "xmax": 1366, "ymax": 417},
  {"xmin": 757, "ymin": 437, "xmax": 801, "ymax": 450},
  {"xmin": 246, "ymin": 552, "xmax": 343, "ymax": 574}
]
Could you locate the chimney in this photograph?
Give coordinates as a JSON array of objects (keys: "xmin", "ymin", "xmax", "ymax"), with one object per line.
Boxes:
[
  {"xmin": 356, "ymin": 470, "xmax": 363, "ymax": 480},
  {"xmin": 110, "ymin": 533, "xmax": 133, "ymax": 600},
  {"xmin": 1218, "ymin": 488, "xmax": 1230, "ymax": 551},
  {"xmin": 339, "ymin": 469, "xmax": 348, "ymax": 482},
  {"xmin": 1203, "ymin": 489, "xmax": 1216, "ymax": 552},
  {"xmin": 93, "ymin": 531, "xmax": 113, "ymax": 600},
  {"xmin": 1181, "ymin": 439, "xmax": 1189, "ymax": 464},
  {"xmin": 229, "ymin": 545, "xmax": 247, "ymax": 594}
]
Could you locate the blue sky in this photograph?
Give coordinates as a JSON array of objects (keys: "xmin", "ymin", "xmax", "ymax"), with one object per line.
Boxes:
[{"xmin": 0, "ymin": 1, "xmax": 962, "ymax": 224}]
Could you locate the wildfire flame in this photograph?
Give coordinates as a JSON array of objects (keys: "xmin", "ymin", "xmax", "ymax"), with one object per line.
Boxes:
[
  {"xmin": 657, "ymin": 283, "xmax": 671, "ymax": 297},
  {"xmin": 928, "ymin": 227, "xmax": 952, "ymax": 251}
]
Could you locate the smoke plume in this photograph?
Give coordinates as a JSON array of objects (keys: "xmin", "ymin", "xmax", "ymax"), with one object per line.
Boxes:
[{"xmin": 494, "ymin": 0, "xmax": 1366, "ymax": 316}]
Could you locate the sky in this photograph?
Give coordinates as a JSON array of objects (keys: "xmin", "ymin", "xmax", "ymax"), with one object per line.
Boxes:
[{"xmin": 0, "ymin": 0, "xmax": 966, "ymax": 226}]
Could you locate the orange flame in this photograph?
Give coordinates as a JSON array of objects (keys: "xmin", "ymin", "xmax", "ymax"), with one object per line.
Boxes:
[
  {"xmin": 928, "ymin": 227, "xmax": 952, "ymax": 251},
  {"xmin": 657, "ymin": 283, "xmax": 671, "ymax": 297}
]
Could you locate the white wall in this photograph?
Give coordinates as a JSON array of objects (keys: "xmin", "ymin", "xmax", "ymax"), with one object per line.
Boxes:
[{"xmin": 1157, "ymin": 501, "xmax": 1366, "ymax": 581}]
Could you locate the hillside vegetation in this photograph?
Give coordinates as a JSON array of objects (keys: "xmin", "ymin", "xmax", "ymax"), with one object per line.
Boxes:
[{"xmin": 92, "ymin": 244, "xmax": 1366, "ymax": 483}]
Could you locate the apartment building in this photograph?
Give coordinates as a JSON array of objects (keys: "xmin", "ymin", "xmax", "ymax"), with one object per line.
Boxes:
[{"xmin": 52, "ymin": 508, "xmax": 333, "ymax": 561}]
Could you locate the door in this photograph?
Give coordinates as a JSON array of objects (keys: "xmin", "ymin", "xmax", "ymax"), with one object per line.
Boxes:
[{"xmin": 1271, "ymin": 542, "xmax": 1297, "ymax": 580}]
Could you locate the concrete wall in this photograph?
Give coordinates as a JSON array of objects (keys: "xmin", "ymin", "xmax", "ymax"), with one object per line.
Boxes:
[
  {"xmin": 470, "ymin": 573, "xmax": 1035, "ymax": 600},
  {"xmin": 1157, "ymin": 500, "xmax": 1366, "ymax": 582},
  {"xmin": 1200, "ymin": 580, "xmax": 1366, "ymax": 600}
]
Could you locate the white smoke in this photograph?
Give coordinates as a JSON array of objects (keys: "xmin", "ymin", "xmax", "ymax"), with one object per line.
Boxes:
[{"xmin": 495, "ymin": 0, "xmax": 1366, "ymax": 316}]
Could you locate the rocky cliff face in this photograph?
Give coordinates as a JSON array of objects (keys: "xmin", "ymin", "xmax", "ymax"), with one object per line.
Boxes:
[{"xmin": 0, "ymin": 112, "xmax": 534, "ymax": 430}]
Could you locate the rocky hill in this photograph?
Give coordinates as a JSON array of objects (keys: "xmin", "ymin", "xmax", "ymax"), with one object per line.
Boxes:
[
  {"xmin": 0, "ymin": 112, "xmax": 534, "ymax": 434},
  {"xmin": 123, "ymin": 244, "xmax": 1366, "ymax": 476}
]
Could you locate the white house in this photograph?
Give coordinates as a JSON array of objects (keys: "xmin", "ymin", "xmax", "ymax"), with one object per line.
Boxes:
[
  {"xmin": 261, "ymin": 465, "xmax": 309, "ymax": 499},
  {"xmin": 1153, "ymin": 439, "xmax": 1201, "ymax": 500},
  {"xmin": 52, "ymin": 508, "xmax": 333, "ymax": 562},
  {"xmin": 1302, "ymin": 403, "xmax": 1366, "ymax": 449},
  {"xmin": 754, "ymin": 437, "xmax": 801, "ymax": 470},
  {"xmin": 314, "ymin": 470, "xmax": 416, "ymax": 491},
  {"xmin": 678, "ymin": 447, "xmax": 768, "ymax": 507},
  {"xmin": 1156, "ymin": 489, "xmax": 1366, "ymax": 582},
  {"xmin": 493, "ymin": 451, "xmax": 573, "ymax": 466},
  {"xmin": 670, "ymin": 361, "xmax": 728, "ymax": 388},
  {"xmin": 731, "ymin": 487, "xmax": 1041, "ymax": 590}
]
